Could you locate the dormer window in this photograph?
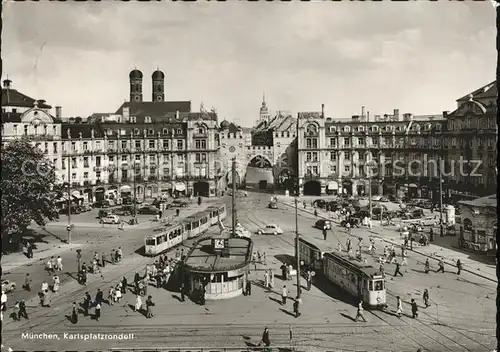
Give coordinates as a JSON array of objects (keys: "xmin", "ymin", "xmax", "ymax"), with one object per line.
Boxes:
[
  {"xmin": 197, "ymin": 126, "xmax": 206, "ymax": 134},
  {"xmin": 343, "ymin": 126, "xmax": 350, "ymax": 133},
  {"xmin": 130, "ymin": 116, "xmax": 137, "ymax": 123},
  {"xmin": 148, "ymin": 129, "xmax": 154, "ymax": 135},
  {"xmin": 145, "ymin": 116, "xmax": 152, "ymax": 123},
  {"xmin": 358, "ymin": 126, "xmax": 364, "ymax": 132},
  {"xmin": 329, "ymin": 126, "xmax": 336, "ymax": 132},
  {"xmin": 177, "ymin": 128, "xmax": 182, "ymax": 135},
  {"xmin": 371, "ymin": 126, "xmax": 379, "ymax": 132},
  {"xmin": 162, "ymin": 128, "xmax": 169, "ymax": 135},
  {"xmin": 435, "ymin": 124, "xmax": 442, "ymax": 131}
]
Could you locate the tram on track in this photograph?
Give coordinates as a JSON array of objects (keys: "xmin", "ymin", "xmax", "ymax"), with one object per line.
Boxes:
[
  {"xmin": 144, "ymin": 203, "xmax": 227, "ymax": 256},
  {"xmin": 298, "ymin": 237, "xmax": 387, "ymax": 309}
]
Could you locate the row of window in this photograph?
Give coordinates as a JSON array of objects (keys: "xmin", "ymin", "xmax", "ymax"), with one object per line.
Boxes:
[
  {"xmin": 12, "ymin": 124, "xmax": 58, "ymax": 136},
  {"xmin": 58, "ymin": 153, "xmax": 209, "ymax": 168},
  {"xmin": 307, "ymin": 123, "xmax": 443, "ymax": 134},
  {"xmin": 60, "ymin": 166, "xmax": 209, "ymax": 181}
]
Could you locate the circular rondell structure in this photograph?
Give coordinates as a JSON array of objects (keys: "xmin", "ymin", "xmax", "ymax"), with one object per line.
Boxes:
[{"xmin": 182, "ymin": 236, "xmax": 253, "ymax": 300}]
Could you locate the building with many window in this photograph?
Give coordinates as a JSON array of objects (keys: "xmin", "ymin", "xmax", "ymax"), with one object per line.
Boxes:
[
  {"xmin": 297, "ymin": 105, "xmax": 446, "ymax": 198},
  {"xmin": 443, "ymin": 81, "xmax": 497, "ymax": 200}
]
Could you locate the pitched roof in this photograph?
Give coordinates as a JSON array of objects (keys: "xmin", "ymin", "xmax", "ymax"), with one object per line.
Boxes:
[
  {"xmin": 2, "ymin": 88, "xmax": 52, "ymax": 109},
  {"xmin": 115, "ymin": 101, "xmax": 191, "ymax": 117},
  {"xmin": 1, "ymin": 111, "xmax": 61, "ymax": 123},
  {"xmin": 457, "ymin": 81, "xmax": 497, "ymax": 102},
  {"xmin": 459, "ymin": 194, "xmax": 497, "ymax": 208},
  {"xmin": 61, "ymin": 123, "xmax": 105, "ymax": 139}
]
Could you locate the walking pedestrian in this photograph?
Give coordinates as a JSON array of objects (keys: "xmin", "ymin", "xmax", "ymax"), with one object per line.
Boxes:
[
  {"xmin": 323, "ymin": 228, "xmax": 327, "ymax": 241},
  {"xmin": 108, "ymin": 287, "xmax": 114, "ymax": 305},
  {"xmin": 281, "ymin": 285, "xmax": 288, "ymax": 305},
  {"xmin": 423, "ymin": 289, "xmax": 429, "ymax": 308},
  {"xmin": 101, "ymin": 253, "xmax": 107, "ymax": 268},
  {"xmin": 306, "ymin": 270, "xmax": 312, "ymax": 291},
  {"xmin": 396, "ymin": 296, "xmax": 403, "ymax": 318},
  {"xmin": 411, "ymin": 299, "xmax": 418, "ymax": 318},
  {"xmin": 263, "ymin": 252, "xmax": 267, "ymax": 265},
  {"xmin": 18, "ymin": 299, "xmax": 28, "ymax": 320},
  {"xmin": 293, "ymin": 296, "xmax": 302, "ymax": 318},
  {"xmin": 269, "ymin": 270, "xmax": 275, "ymax": 289},
  {"xmin": 71, "ymin": 302, "xmax": 78, "ymax": 324},
  {"xmin": 115, "ymin": 286, "xmax": 122, "ymax": 303},
  {"xmin": 134, "ymin": 294, "xmax": 142, "ymax": 312},
  {"xmin": 56, "ymin": 256, "xmax": 63, "ymax": 271},
  {"xmin": 261, "ymin": 327, "xmax": 271, "ymax": 347},
  {"xmin": 46, "ymin": 257, "xmax": 54, "ymax": 274},
  {"xmin": 52, "ymin": 275, "xmax": 60, "ymax": 293},
  {"xmin": 24, "ymin": 273, "xmax": 32, "ymax": 291},
  {"xmin": 393, "ymin": 261, "xmax": 403, "ymax": 277},
  {"xmin": 264, "ymin": 270, "xmax": 270, "ymax": 289},
  {"xmin": 41, "ymin": 280, "xmax": 49, "ymax": 293},
  {"xmin": 95, "ymin": 288, "xmax": 103, "ymax": 305},
  {"xmin": 355, "ymin": 301, "xmax": 367, "ymax": 322},
  {"xmin": 401, "ymin": 249, "xmax": 408, "ymax": 269},
  {"xmin": 122, "ymin": 277, "xmax": 128, "ymax": 294},
  {"xmin": 245, "ymin": 280, "xmax": 252, "ymax": 296},
  {"xmin": 180, "ymin": 282, "xmax": 186, "ymax": 302},
  {"xmin": 379, "ymin": 262, "xmax": 385, "ymax": 277},
  {"xmin": 456, "ymin": 259, "xmax": 462, "ymax": 277},
  {"xmin": 424, "ymin": 258, "xmax": 430, "ymax": 273},
  {"xmin": 83, "ymin": 292, "xmax": 91, "ymax": 316},
  {"xmin": 288, "ymin": 264, "xmax": 293, "ymax": 281},
  {"xmin": 94, "ymin": 302, "xmax": 101, "ymax": 321},
  {"xmin": 436, "ymin": 259, "xmax": 445, "ymax": 273},
  {"xmin": 27, "ymin": 242, "xmax": 33, "ymax": 258},
  {"xmin": 281, "ymin": 263, "xmax": 287, "ymax": 280},
  {"xmin": 146, "ymin": 295, "xmax": 155, "ymax": 318},
  {"xmin": 42, "ymin": 290, "xmax": 51, "ymax": 307}
]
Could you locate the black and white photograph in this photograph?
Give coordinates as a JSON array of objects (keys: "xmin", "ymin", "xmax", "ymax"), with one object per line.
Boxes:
[{"xmin": 1, "ymin": 1, "xmax": 497, "ymax": 352}]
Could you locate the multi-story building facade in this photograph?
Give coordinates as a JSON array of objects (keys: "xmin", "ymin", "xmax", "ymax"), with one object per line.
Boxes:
[
  {"xmin": 297, "ymin": 105, "xmax": 446, "ymax": 198},
  {"xmin": 444, "ymin": 81, "xmax": 497, "ymax": 200},
  {"xmin": 1, "ymin": 71, "xmax": 219, "ymax": 202}
]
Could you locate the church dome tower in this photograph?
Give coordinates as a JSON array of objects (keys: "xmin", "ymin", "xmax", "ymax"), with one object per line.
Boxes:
[
  {"xmin": 152, "ymin": 69, "xmax": 165, "ymax": 102},
  {"xmin": 129, "ymin": 69, "xmax": 143, "ymax": 102}
]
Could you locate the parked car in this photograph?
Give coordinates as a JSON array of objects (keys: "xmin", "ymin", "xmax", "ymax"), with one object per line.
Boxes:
[
  {"xmin": 371, "ymin": 195, "xmax": 382, "ymax": 202},
  {"xmin": 340, "ymin": 217, "xmax": 361, "ymax": 228},
  {"xmin": 419, "ymin": 216, "xmax": 439, "ymax": 226},
  {"xmin": 138, "ymin": 205, "xmax": 160, "ymax": 215},
  {"xmin": 99, "ymin": 215, "xmax": 120, "ymax": 224},
  {"xmin": 94, "ymin": 200, "xmax": 111, "ymax": 208},
  {"xmin": 172, "ymin": 200, "xmax": 188, "ymax": 208},
  {"xmin": 2, "ymin": 280, "xmax": 16, "ymax": 293},
  {"xmin": 314, "ymin": 219, "xmax": 332, "ymax": 230},
  {"xmin": 79, "ymin": 204, "xmax": 93, "ymax": 212},
  {"xmin": 379, "ymin": 197, "xmax": 389, "ymax": 202},
  {"xmin": 153, "ymin": 198, "xmax": 173, "ymax": 209},
  {"xmin": 256, "ymin": 224, "xmax": 283, "ymax": 235},
  {"xmin": 269, "ymin": 202, "xmax": 278, "ymax": 209},
  {"xmin": 114, "ymin": 205, "xmax": 135, "ymax": 216},
  {"xmin": 98, "ymin": 209, "xmax": 111, "ymax": 219},
  {"xmin": 410, "ymin": 208, "xmax": 425, "ymax": 219}
]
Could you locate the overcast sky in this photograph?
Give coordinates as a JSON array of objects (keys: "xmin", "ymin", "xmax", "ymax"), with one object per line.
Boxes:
[{"xmin": 3, "ymin": 1, "xmax": 496, "ymax": 126}]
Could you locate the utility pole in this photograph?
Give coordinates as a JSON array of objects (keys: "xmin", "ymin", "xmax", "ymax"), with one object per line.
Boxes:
[
  {"xmin": 438, "ymin": 156, "xmax": 444, "ymax": 237},
  {"xmin": 295, "ymin": 197, "xmax": 301, "ymax": 299},
  {"xmin": 368, "ymin": 170, "xmax": 372, "ymax": 220},
  {"xmin": 67, "ymin": 155, "xmax": 72, "ymax": 244},
  {"xmin": 231, "ymin": 157, "xmax": 237, "ymax": 238}
]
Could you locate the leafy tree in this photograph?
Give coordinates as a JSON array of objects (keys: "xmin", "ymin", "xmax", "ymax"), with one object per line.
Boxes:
[{"xmin": 1, "ymin": 138, "xmax": 59, "ymax": 251}]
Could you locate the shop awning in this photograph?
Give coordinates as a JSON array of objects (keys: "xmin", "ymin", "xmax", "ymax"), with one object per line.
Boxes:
[
  {"xmin": 326, "ymin": 181, "xmax": 339, "ymax": 190},
  {"xmin": 120, "ymin": 185, "xmax": 132, "ymax": 193},
  {"xmin": 175, "ymin": 183, "xmax": 186, "ymax": 192}
]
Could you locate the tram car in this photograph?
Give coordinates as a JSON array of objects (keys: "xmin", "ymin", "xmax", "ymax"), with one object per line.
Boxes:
[
  {"xmin": 298, "ymin": 237, "xmax": 337, "ymax": 272},
  {"xmin": 323, "ymin": 251, "xmax": 387, "ymax": 309},
  {"xmin": 145, "ymin": 223, "xmax": 184, "ymax": 256},
  {"xmin": 298, "ymin": 237, "xmax": 387, "ymax": 309},
  {"xmin": 144, "ymin": 203, "xmax": 228, "ymax": 256},
  {"xmin": 205, "ymin": 204, "xmax": 227, "ymax": 226}
]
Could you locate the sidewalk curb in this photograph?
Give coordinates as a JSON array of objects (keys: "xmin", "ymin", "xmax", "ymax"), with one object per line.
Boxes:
[{"xmin": 382, "ymin": 237, "xmax": 497, "ymax": 283}]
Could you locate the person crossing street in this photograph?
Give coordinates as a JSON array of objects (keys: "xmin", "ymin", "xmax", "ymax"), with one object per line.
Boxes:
[
  {"xmin": 423, "ymin": 289, "xmax": 430, "ymax": 308},
  {"xmin": 355, "ymin": 301, "xmax": 367, "ymax": 322},
  {"xmin": 393, "ymin": 261, "xmax": 403, "ymax": 277}
]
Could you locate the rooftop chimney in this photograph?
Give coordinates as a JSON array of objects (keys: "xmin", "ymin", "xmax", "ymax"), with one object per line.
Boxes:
[
  {"xmin": 394, "ymin": 109, "xmax": 400, "ymax": 121},
  {"xmin": 3, "ymin": 79, "xmax": 12, "ymax": 89},
  {"xmin": 442, "ymin": 111, "xmax": 450, "ymax": 117},
  {"xmin": 321, "ymin": 104, "xmax": 325, "ymax": 118},
  {"xmin": 123, "ymin": 106, "xmax": 130, "ymax": 121},
  {"xmin": 366, "ymin": 111, "xmax": 370, "ymax": 122},
  {"xmin": 55, "ymin": 106, "xmax": 62, "ymax": 118},
  {"xmin": 361, "ymin": 106, "xmax": 365, "ymax": 118},
  {"xmin": 176, "ymin": 111, "xmax": 180, "ymax": 120}
]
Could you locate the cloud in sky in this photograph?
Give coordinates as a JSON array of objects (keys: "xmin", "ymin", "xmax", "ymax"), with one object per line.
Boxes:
[{"xmin": 3, "ymin": 1, "xmax": 496, "ymax": 126}]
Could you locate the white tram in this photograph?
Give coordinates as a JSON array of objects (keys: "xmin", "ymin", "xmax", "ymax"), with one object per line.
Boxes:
[
  {"xmin": 323, "ymin": 252, "xmax": 387, "ymax": 309},
  {"xmin": 298, "ymin": 237, "xmax": 386, "ymax": 309},
  {"xmin": 205, "ymin": 204, "xmax": 227, "ymax": 226},
  {"xmin": 143, "ymin": 203, "xmax": 228, "ymax": 256},
  {"xmin": 145, "ymin": 223, "xmax": 184, "ymax": 256}
]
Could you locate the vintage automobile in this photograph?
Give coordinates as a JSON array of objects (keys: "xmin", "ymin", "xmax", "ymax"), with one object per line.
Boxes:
[
  {"xmin": 138, "ymin": 205, "xmax": 160, "ymax": 215},
  {"xmin": 314, "ymin": 219, "xmax": 332, "ymax": 230},
  {"xmin": 99, "ymin": 215, "xmax": 120, "ymax": 224},
  {"xmin": 256, "ymin": 224, "xmax": 283, "ymax": 235}
]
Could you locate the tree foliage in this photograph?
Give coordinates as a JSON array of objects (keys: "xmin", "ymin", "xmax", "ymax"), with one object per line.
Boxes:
[{"xmin": 1, "ymin": 138, "xmax": 59, "ymax": 244}]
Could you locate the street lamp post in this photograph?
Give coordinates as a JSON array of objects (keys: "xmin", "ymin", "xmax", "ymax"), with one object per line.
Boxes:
[
  {"xmin": 368, "ymin": 172, "xmax": 373, "ymax": 220},
  {"xmin": 438, "ymin": 156, "xmax": 444, "ymax": 237},
  {"xmin": 295, "ymin": 197, "xmax": 301, "ymax": 300},
  {"xmin": 67, "ymin": 155, "xmax": 72, "ymax": 244}
]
